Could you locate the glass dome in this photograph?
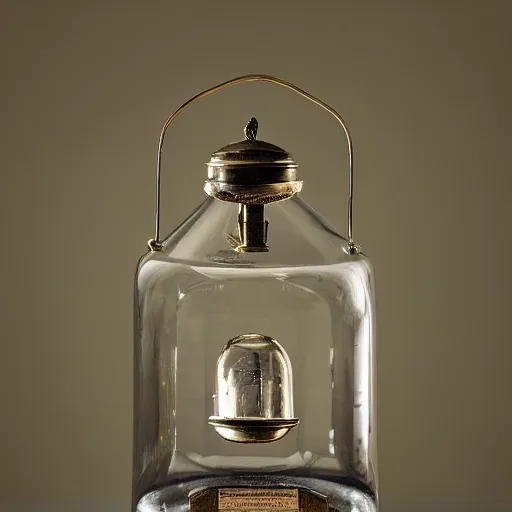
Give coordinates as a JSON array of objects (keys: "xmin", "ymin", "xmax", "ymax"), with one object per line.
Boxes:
[
  {"xmin": 133, "ymin": 195, "xmax": 377, "ymax": 512},
  {"xmin": 209, "ymin": 333, "xmax": 298, "ymax": 443}
]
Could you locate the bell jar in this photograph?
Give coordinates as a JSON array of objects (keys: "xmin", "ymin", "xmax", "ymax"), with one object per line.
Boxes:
[{"xmin": 132, "ymin": 75, "xmax": 378, "ymax": 512}]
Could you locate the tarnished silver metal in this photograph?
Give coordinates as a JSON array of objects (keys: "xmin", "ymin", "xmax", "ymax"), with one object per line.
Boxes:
[
  {"xmin": 244, "ymin": 116, "xmax": 258, "ymax": 141},
  {"xmin": 203, "ymin": 181, "xmax": 303, "ymax": 205},
  {"xmin": 147, "ymin": 74, "xmax": 358, "ymax": 255},
  {"xmin": 204, "ymin": 117, "xmax": 302, "ymax": 205},
  {"xmin": 208, "ymin": 417, "xmax": 300, "ymax": 443},
  {"xmin": 209, "ymin": 333, "xmax": 299, "ymax": 443},
  {"xmin": 235, "ymin": 204, "xmax": 268, "ymax": 253}
]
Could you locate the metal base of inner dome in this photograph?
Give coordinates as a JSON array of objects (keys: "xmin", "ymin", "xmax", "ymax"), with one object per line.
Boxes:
[{"xmin": 208, "ymin": 417, "xmax": 300, "ymax": 443}]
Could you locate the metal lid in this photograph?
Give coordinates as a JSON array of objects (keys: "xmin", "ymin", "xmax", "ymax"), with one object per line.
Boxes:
[{"xmin": 204, "ymin": 118, "xmax": 302, "ymax": 204}]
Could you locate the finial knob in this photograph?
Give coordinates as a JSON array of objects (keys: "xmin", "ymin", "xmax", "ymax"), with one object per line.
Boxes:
[{"xmin": 244, "ymin": 117, "xmax": 258, "ymax": 141}]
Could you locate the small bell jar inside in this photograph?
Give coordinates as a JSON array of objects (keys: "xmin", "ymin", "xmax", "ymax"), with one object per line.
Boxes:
[{"xmin": 133, "ymin": 75, "xmax": 378, "ymax": 512}]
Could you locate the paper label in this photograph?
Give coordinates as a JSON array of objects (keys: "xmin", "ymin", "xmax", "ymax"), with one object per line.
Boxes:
[{"xmin": 218, "ymin": 488, "xmax": 299, "ymax": 512}]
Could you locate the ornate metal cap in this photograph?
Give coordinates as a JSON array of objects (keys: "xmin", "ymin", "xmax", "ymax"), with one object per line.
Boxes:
[{"xmin": 204, "ymin": 118, "xmax": 302, "ymax": 204}]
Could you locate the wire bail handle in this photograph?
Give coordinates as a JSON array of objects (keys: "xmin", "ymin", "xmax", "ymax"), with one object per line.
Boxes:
[{"xmin": 148, "ymin": 74, "xmax": 358, "ymax": 255}]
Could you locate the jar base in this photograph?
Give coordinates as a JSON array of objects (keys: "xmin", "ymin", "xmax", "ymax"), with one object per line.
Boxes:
[{"xmin": 135, "ymin": 471, "xmax": 377, "ymax": 512}]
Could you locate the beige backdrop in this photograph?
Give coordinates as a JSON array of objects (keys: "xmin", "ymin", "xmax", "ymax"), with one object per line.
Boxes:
[{"xmin": 1, "ymin": 0, "xmax": 511, "ymax": 511}]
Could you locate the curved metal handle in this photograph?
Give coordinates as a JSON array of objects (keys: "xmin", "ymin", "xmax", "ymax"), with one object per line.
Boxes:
[{"xmin": 148, "ymin": 74, "xmax": 358, "ymax": 254}]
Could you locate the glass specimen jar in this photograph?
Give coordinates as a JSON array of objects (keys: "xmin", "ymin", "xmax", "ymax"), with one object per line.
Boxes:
[{"xmin": 132, "ymin": 75, "xmax": 378, "ymax": 512}]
